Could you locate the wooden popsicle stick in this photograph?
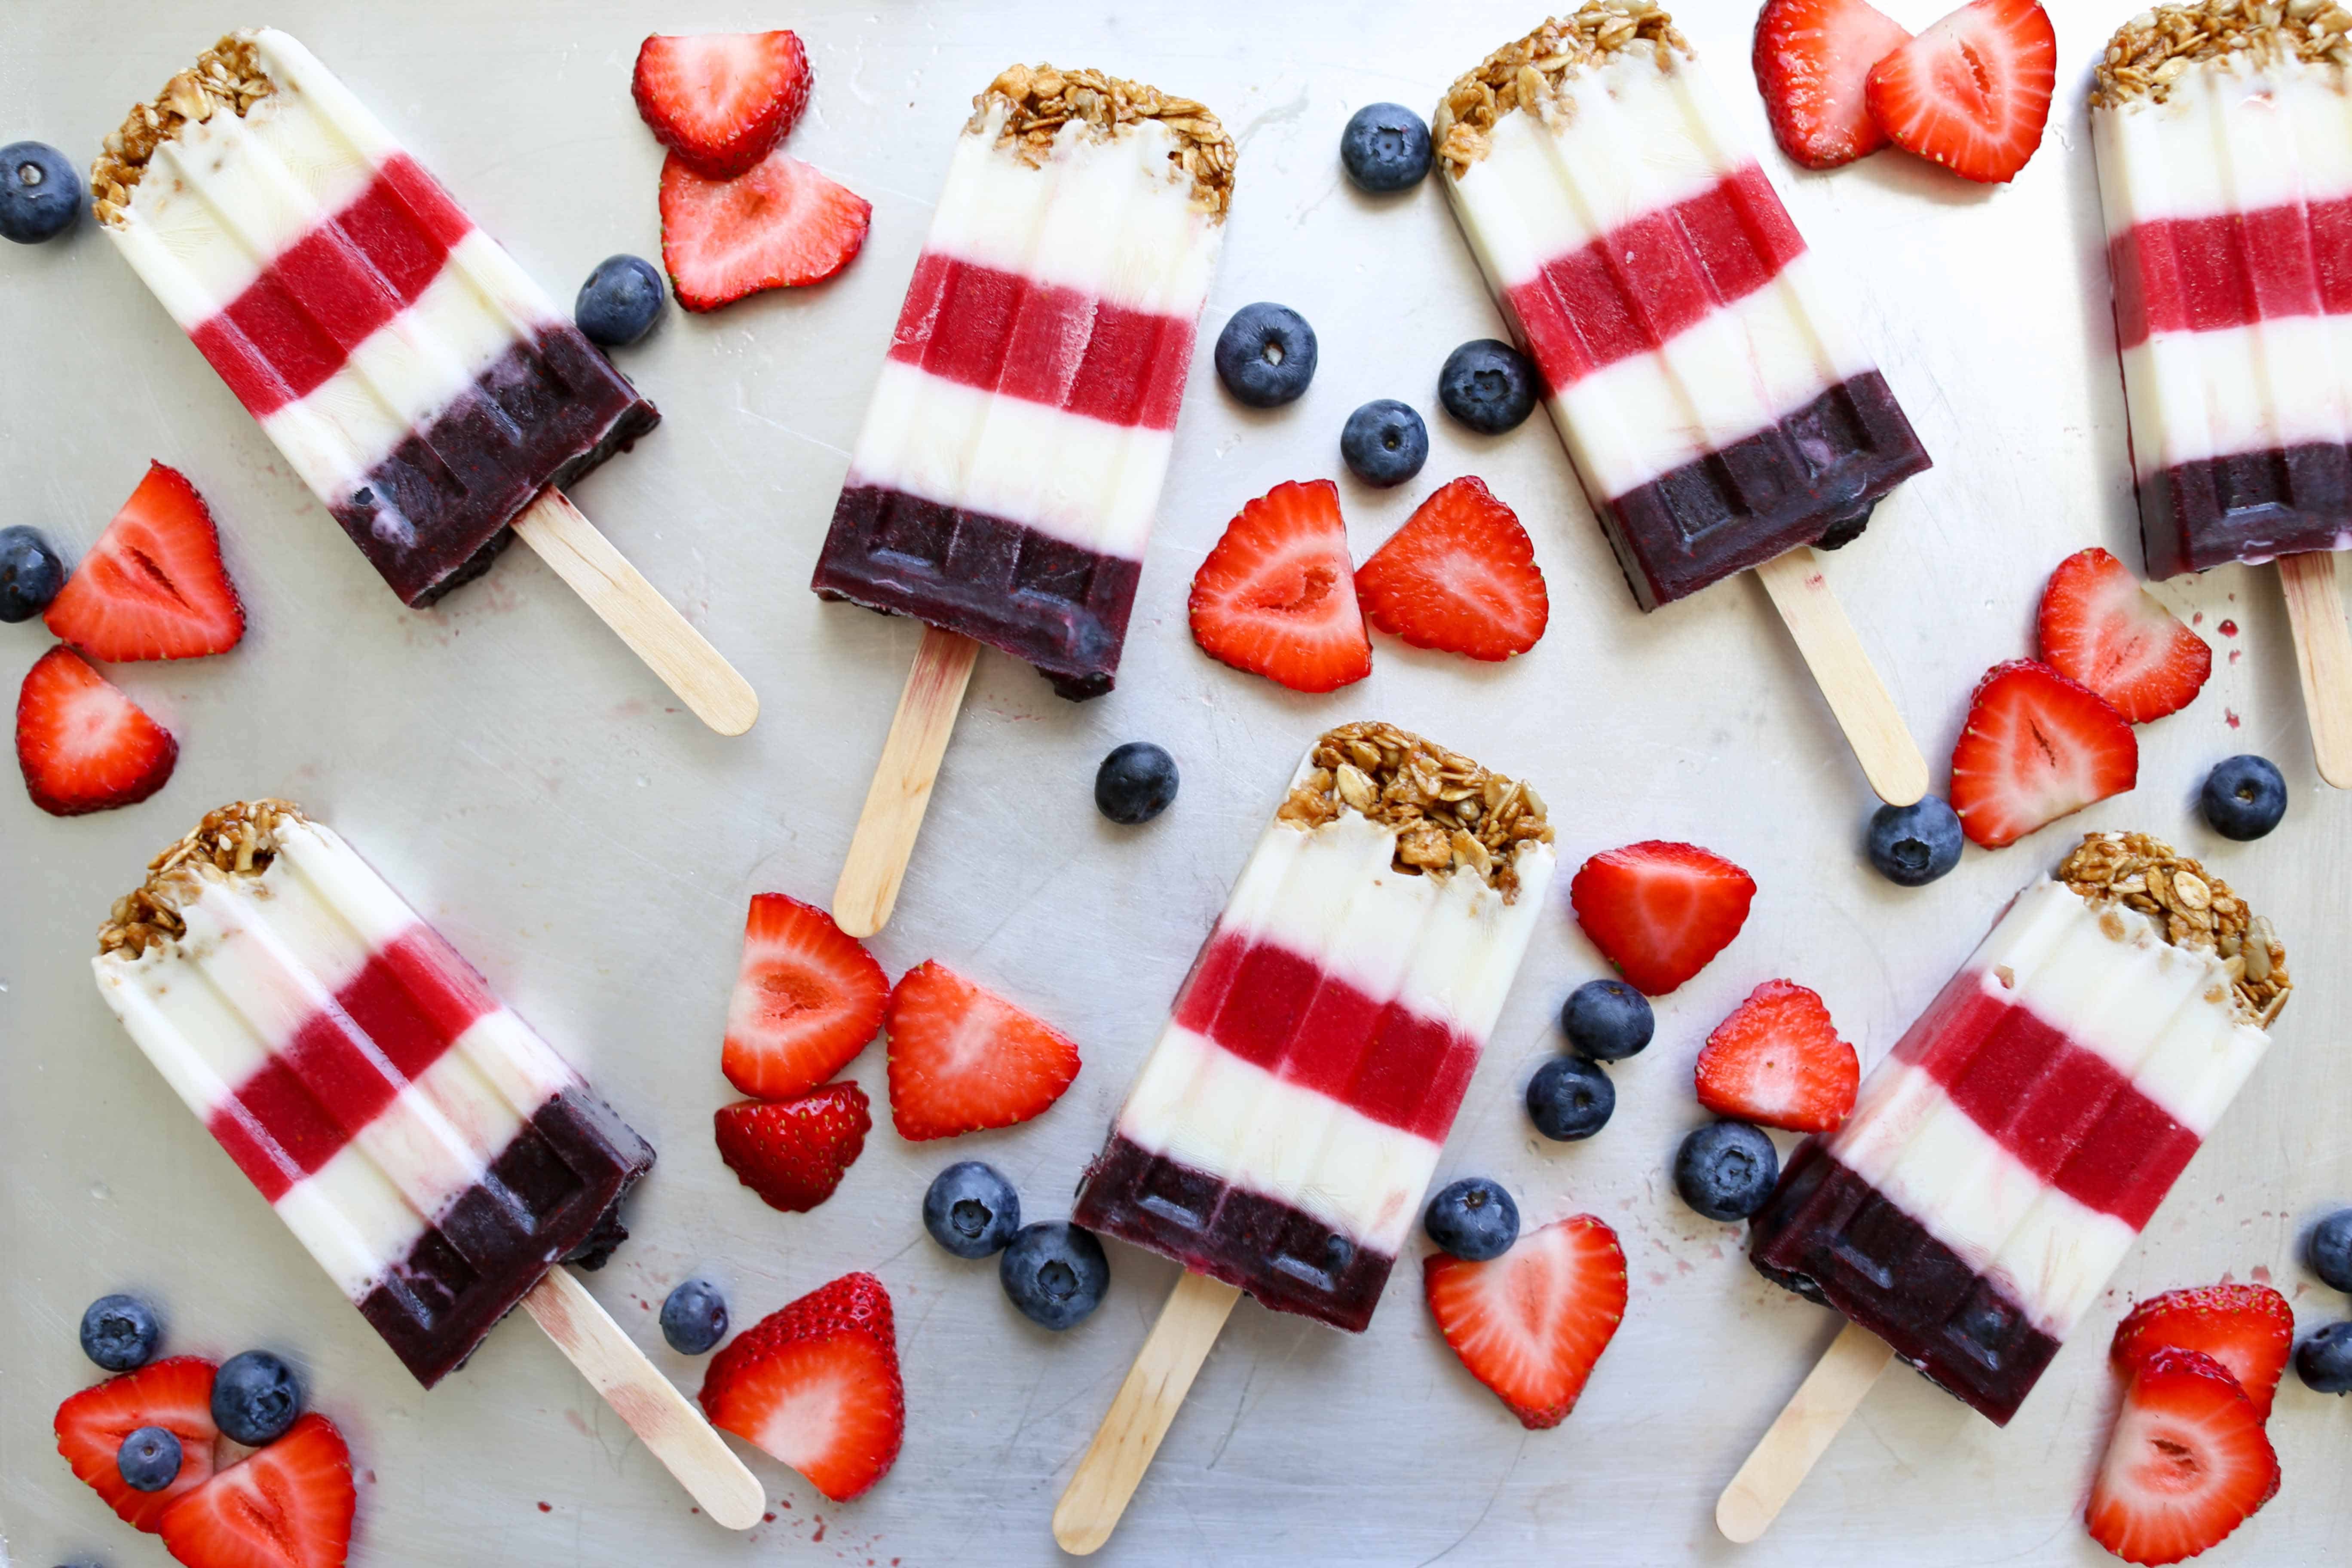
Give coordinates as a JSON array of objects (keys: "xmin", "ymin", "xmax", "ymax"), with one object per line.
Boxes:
[
  {"xmin": 1715, "ymin": 1319, "xmax": 1894, "ymax": 1544},
  {"xmin": 511, "ymin": 488, "xmax": 759, "ymax": 737},
  {"xmin": 522, "ymin": 1267, "xmax": 766, "ymax": 1530},
  {"xmin": 2276, "ymin": 551, "xmax": 2352, "ymax": 789},
  {"xmin": 1053, "ymin": 1271, "xmax": 1243, "ymax": 1556},
  {"xmin": 831, "ymin": 626, "xmax": 981, "ymax": 938},
  {"xmin": 1753, "ymin": 549, "xmax": 1929, "ymax": 808}
]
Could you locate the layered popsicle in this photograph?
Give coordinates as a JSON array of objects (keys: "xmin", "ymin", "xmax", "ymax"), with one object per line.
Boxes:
[
  {"xmin": 2091, "ymin": 1, "xmax": 2352, "ymax": 578},
  {"xmin": 1432, "ymin": 6, "xmax": 1930, "ymax": 609},
  {"xmin": 1749, "ymin": 832, "xmax": 2289, "ymax": 1424},
  {"xmin": 811, "ymin": 64, "xmax": 1232, "ymax": 698},
  {"xmin": 1072, "ymin": 723, "xmax": 1556, "ymax": 1331},
  {"xmin": 93, "ymin": 800, "xmax": 655, "ymax": 1387},
  {"xmin": 91, "ymin": 31, "xmax": 658, "ymax": 606}
]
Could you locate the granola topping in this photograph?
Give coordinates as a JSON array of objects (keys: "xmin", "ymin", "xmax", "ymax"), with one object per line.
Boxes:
[
  {"xmin": 1275, "ymin": 721, "xmax": 1554, "ymax": 899},
  {"xmin": 91, "ymin": 33, "xmax": 275, "ymax": 224},
  {"xmin": 2093, "ymin": 0, "xmax": 2352, "ymax": 108},
  {"xmin": 1433, "ymin": 3, "xmax": 1690, "ymax": 177},
  {"xmin": 2055, "ymin": 830, "xmax": 2290, "ymax": 1025},
  {"xmin": 972, "ymin": 63, "xmax": 1234, "ymax": 217},
  {"xmin": 98, "ymin": 799, "xmax": 305, "ymax": 959}
]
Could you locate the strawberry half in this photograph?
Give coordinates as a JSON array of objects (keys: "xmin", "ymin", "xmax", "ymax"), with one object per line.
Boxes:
[
  {"xmin": 2087, "ymin": 1346, "xmax": 2278, "ymax": 1566},
  {"xmin": 158, "ymin": 1412, "xmax": 355, "ymax": 1568},
  {"xmin": 54, "ymin": 1356, "xmax": 219, "ymax": 1531},
  {"xmin": 17, "ymin": 646, "xmax": 178, "ymax": 817},
  {"xmin": 1188, "ymin": 478, "xmax": 1371, "ymax": 693},
  {"xmin": 1753, "ymin": 0, "xmax": 1914, "ymax": 169},
  {"xmin": 1948, "ymin": 660, "xmax": 2138, "ymax": 849},
  {"xmin": 714, "ymin": 1082, "xmax": 872, "ymax": 1213},
  {"xmin": 44, "ymin": 461, "xmax": 244, "ymax": 662},
  {"xmin": 1865, "ymin": 0, "xmax": 2056, "ymax": 184},
  {"xmin": 699, "ymin": 1271, "xmax": 904, "ymax": 1503},
  {"xmin": 632, "ymin": 31, "xmax": 812, "ymax": 179},
  {"xmin": 660, "ymin": 147, "xmax": 871, "ymax": 312},
  {"xmin": 2112, "ymin": 1283, "xmax": 2294, "ymax": 1424},
  {"xmin": 1694, "ymin": 979, "xmax": 1859, "ymax": 1134},
  {"xmin": 721, "ymin": 894, "xmax": 889, "ymax": 1101},
  {"xmin": 2037, "ymin": 548, "xmax": 2212, "ymax": 724},
  {"xmin": 1569, "ymin": 841, "xmax": 1756, "ymax": 996},
  {"xmin": 884, "ymin": 961, "xmax": 1081, "ymax": 1142},
  {"xmin": 1424, "ymin": 1216, "xmax": 1628, "ymax": 1429},
  {"xmin": 1354, "ymin": 476, "xmax": 1548, "ymax": 661}
]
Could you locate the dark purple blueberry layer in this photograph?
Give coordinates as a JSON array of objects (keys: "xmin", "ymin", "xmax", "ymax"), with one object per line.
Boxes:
[
  {"xmin": 1072, "ymin": 1133, "xmax": 1392, "ymax": 1332},
  {"xmin": 355, "ymin": 1085, "xmax": 654, "ymax": 1388},
  {"xmin": 327, "ymin": 325, "xmax": 658, "ymax": 608},
  {"xmin": 1600, "ymin": 371, "xmax": 1931, "ymax": 610},
  {"xmin": 1747, "ymin": 1141, "xmax": 2057, "ymax": 1426},
  {"xmin": 812, "ymin": 485, "xmax": 1143, "ymax": 701},
  {"xmin": 2138, "ymin": 443, "xmax": 2352, "ymax": 579}
]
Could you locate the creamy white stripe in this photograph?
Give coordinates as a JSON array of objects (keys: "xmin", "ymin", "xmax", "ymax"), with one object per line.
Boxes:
[
  {"xmin": 2118, "ymin": 316, "xmax": 2352, "ymax": 485},
  {"xmin": 274, "ymin": 1141, "xmax": 430, "ymax": 1300},
  {"xmin": 2092, "ymin": 55, "xmax": 2352, "ymax": 233}
]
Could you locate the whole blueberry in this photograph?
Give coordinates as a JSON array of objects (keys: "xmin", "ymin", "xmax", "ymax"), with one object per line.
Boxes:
[
  {"xmin": 659, "ymin": 1277, "xmax": 729, "ymax": 1355},
  {"xmin": 1341, "ymin": 399, "xmax": 1427, "ymax": 488},
  {"xmin": 0, "ymin": 525, "xmax": 66, "ymax": 622},
  {"xmin": 115, "ymin": 1427, "xmax": 181, "ymax": 1493},
  {"xmin": 1423, "ymin": 1176, "xmax": 1519, "ymax": 1262},
  {"xmin": 2308, "ymin": 1208, "xmax": 2352, "ymax": 1295},
  {"xmin": 923, "ymin": 1161, "xmax": 1021, "ymax": 1259},
  {"xmin": 574, "ymin": 254, "xmax": 666, "ymax": 347},
  {"xmin": 2295, "ymin": 1321, "xmax": 2352, "ymax": 1394},
  {"xmin": 1437, "ymin": 339, "xmax": 1538, "ymax": 435},
  {"xmin": 1866, "ymin": 795, "xmax": 1965, "ymax": 887},
  {"xmin": 1525, "ymin": 1056, "xmax": 1614, "ymax": 1142},
  {"xmin": 79, "ymin": 1294, "xmax": 162, "ymax": 1372},
  {"xmin": 1213, "ymin": 303, "xmax": 1317, "ymax": 409},
  {"xmin": 2201, "ymin": 754, "xmax": 2287, "ymax": 841},
  {"xmin": 999, "ymin": 1222, "xmax": 1109, "ymax": 1330},
  {"xmin": 1094, "ymin": 741, "xmax": 1179, "ymax": 826},
  {"xmin": 1560, "ymin": 979, "xmax": 1653, "ymax": 1062},
  {"xmin": 1338, "ymin": 103, "xmax": 1433, "ymax": 193},
  {"xmin": 0, "ymin": 142, "xmax": 81, "ymax": 244},
  {"xmin": 1675, "ymin": 1121, "xmax": 1779, "ymax": 1222},
  {"xmin": 210, "ymin": 1350, "xmax": 301, "ymax": 1446}
]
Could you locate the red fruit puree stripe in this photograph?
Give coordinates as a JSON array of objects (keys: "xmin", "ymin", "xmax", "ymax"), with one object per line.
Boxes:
[
  {"xmin": 1502, "ymin": 164, "xmax": 1807, "ymax": 388},
  {"xmin": 187, "ymin": 155, "xmax": 475, "ymax": 419},
  {"xmin": 2108, "ymin": 195, "xmax": 2352, "ymax": 349}
]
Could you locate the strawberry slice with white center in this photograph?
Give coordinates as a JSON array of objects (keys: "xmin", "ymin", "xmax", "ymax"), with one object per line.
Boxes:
[
  {"xmin": 1694, "ymin": 979, "xmax": 1859, "ymax": 1133},
  {"xmin": 1424, "ymin": 1216, "xmax": 1628, "ymax": 1429},
  {"xmin": 721, "ymin": 893, "xmax": 889, "ymax": 1101},
  {"xmin": 1354, "ymin": 475, "xmax": 1548, "ymax": 661},
  {"xmin": 660, "ymin": 147, "xmax": 871, "ymax": 312},
  {"xmin": 632, "ymin": 31, "xmax": 812, "ymax": 179},
  {"xmin": 44, "ymin": 461, "xmax": 245, "ymax": 662},
  {"xmin": 1948, "ymin": 659, "xmax": 2138, "ymax": 849},
  {"xmin": 2037, "ymin": 548, "xmax": 2212, "ymax": 724},
  {"xmin": 1865, "ymin": 0, "xmax": 2056, "ymax": 184},
  {"xmin": 2111, "ymin": 1283, "xmax": 2295, "ymax": 1424},
  {"xmin": 54, "ymin": 1357, "xmax": 219, "ymax": 1531},
  {"xmin": 2087, "ymin": 1345, "xmax": 2278, "ymax": 1565},
  {"xmin": 884, "ymin": 961, "xmax": 1080, "ymax": 1141},
  {"xmin": 699, "ymin": 1271, "xmax": 904, "ymax": 1503},
  {"xmin": 1188, "ymin": 478, "xmax": 1372, "ymax": 693},
  {"xmin": 1568, "ymin": 841, "xmax": 1756, "ymax": 996},
  {"xmin": 1752, "ymin": 0, "xmax": 1914, "ymax": 169},
  {"xmin": 157, "ymin": 1412, "xmax": 355, "ymax": 1568},
  {"xmin": 16, "ymin": 645, "xmax": 178, "ymax": 817}
]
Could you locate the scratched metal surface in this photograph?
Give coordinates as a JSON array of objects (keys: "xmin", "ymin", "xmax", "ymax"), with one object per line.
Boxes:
[{"xmin": 3, "ymin": 2, "xmax": 2348, "ymax": 1564}]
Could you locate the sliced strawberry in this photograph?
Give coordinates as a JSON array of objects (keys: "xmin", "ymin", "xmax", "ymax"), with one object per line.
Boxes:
[
  {"xmin": 1353, "ymin": 476, "xmax": 1548, "ymax": 661},
  {"xmin": 1753, "ymin": 0, "xmax": 1914, "ymax": 169},
  {"xmin": 1948, "ymin": 660, "xmax": 2138, "ymax": 849},
  {"xmin": 17, "ymin": 646, "xmax": 178, "ymax": 817},
  {"xmin": 2087, "ymin": 1346, "xmax": 2278, "ymax": 1566},
  {"xmin": 721, "ymin": 894, "xmax": 889, "ymax": 1101},
  {"xmin": 699, "ymin": 1271, "xmax": 903, "ymax": 1503},
  {"xmin": 632, "ymin": 31, "xmax": 811, "ymax": 179},
  {"xmin": 44, "ymin": 461, "xmax": 244, "ymax": 662},
  {"xmin": 1188, "ymin": 478, "xmax": 1371, "ymax": 693},
  {"xmin": 2112, "ymin": 1283, "xmax": 2294, "ymax": 1424},
  {"xmin": 714, "ymin": 1082, "xmax": 871, "ymax": 1213},
  {"xmin": 2037, "ymin": 548, "xmax": 2212, "ymax": 724},
  {"xmin": 55, "ymin": 1356, "xmax": 219, "ymax": 1531},
  {"xmin": 1569, "ymin": 841, "xmax": 1756, "ymax": 996},
  {"xmin": 660, "ymin": 147, "xmax": 870, "ymax": 312},
  {"xmin": 157, "ymin": 1412, "xmax": 354, "ymax": 1568},
  {"xmin": 1424, "ymin": 1216, "xmax": 1628, "ymax": 1429},
  {"xmin": 1865, "ymin": 0, "xmax": 2056, "ymax": 184},
  {"xmin": 1694, "ymin": 979, "xmax": 1859, "ymax": 1133},
  {"xmin": 884, "ymin": 961, "xmax": 1081, "ymax": 1142}
]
